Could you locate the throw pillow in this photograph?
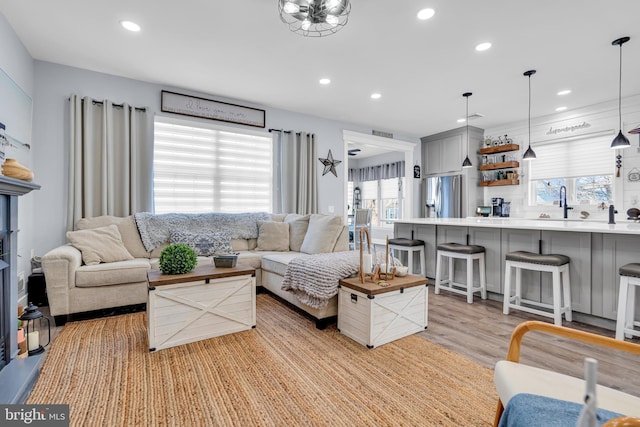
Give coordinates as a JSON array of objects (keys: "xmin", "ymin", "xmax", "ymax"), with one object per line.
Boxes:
[
  {"xmin": 256, "ymin": 221, "xmax": 290, "ymax": 251},
  {"xmin": 169, "ymin": 230, "xmax": 233, "ymax": 256},
  {"xmin": 75, "ymin": 215, "xmax": 149, "ymax": 258},
  {"xmin": 67, "ymin": 224, "xmax": 135, "ymax": 266},
  {"xmin": 300, "ymin": 214, "xmax": 343, "ymax": 254},
  {"xmin": 284, "ymin": 214, "xmax": 310, "ymax": 252}
]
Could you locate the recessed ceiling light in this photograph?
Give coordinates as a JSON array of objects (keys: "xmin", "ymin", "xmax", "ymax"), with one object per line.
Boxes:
[
  {"xmin": 319, "ymin": 78, "xmax": 331, "ymax": 85},
  {"xmin": 557, "ymin": 89, "xmax": 571, "ymax": 96},
  {"xmin": 417, "ymin": 8, "xmax": 435, "ymax": 20},
  {"xmin": 457, "ymin": 118, "xmax": 466, "ymax": 123},
  {"xmin": 555, "ymin": 106, "xmax": 567, "ymax": 112},
  {"xmin": 475, "ymin": 42, "xmax": 492, "ymax": 52},
  {"xmin": 370, "ymin": 93, "xmax": 382, "ymax": 100},
  {"xmin": 120, "ymin": 20, "xmax": 141, "ymax": 32}
]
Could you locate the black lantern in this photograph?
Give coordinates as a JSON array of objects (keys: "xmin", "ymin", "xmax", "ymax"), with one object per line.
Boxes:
[{"xmin": 19, "ymin": 302, "xmax": 51, "ymax": 356}]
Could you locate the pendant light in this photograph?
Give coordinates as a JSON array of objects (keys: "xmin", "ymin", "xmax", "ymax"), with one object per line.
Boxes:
[
  {"xmin": 610, "ymin": 36, "xmax": 631, "ymax": 149},
  {"xmin": 522, "ymin": 70, "xmax": 537, "ymax": 160},
  {"xmin": 461, "ymin": 92, "xmax": 473, "ymax": 168}
]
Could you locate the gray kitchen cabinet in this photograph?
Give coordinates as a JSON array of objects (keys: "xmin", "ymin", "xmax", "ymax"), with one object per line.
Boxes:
[
  {"xmin": 501, "ymin": 228, "xmax": 542, "ymax": 302},
  {"xmin": 414, "ymin": 224, "xmax": 437, "ymax": 278},
  {"xmin": 422, "ymin": 133, "xmax": 462, "ymax": 175},
  {"xmin": 541, "ymin": 231, "xmax": 591, "ymax": 314},
  {"xmin": 598, "ymin": 233, "xmax": 640, "ymax": 320},
  {"xmin": 468, "ymin": 227, "xmax": 502, "ymax": 293}
]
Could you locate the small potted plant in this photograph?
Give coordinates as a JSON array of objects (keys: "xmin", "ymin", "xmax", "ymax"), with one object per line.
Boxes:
[{"xmin": 159, "ymin": 243, "xmax": 197, "ymax": 275}]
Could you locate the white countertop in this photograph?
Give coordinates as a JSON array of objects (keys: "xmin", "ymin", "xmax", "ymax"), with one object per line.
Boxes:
[{"xmin": 395, "ymin": 217, "xmax": 640, "ymax": 235}]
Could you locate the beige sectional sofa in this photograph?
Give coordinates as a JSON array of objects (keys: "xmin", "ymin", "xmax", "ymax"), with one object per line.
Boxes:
[{"xmin": 42, "ymin": 213, "xmax": 349, "ymax": 327}]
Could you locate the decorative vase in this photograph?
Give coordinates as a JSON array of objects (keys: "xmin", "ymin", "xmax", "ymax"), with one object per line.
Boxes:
[{"xmin": 2, "ymin": 158, "xmax": 34, "ymax": 181}]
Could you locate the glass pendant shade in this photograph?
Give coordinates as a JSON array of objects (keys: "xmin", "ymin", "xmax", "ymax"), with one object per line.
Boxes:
[
  {"xmin": 462, "ymin": 155, "xmax": 473, "ymax": 168},
  {"xmin": 522, "ymin": 145, "xmax": 537, "ymax": 160},
  {"xmin": 611, "ymin": 130, "xmax": 630, "ymax": 148},
  {"xmin": 611, "ymin": 36, "xmax": 631, "ymax": 149}
]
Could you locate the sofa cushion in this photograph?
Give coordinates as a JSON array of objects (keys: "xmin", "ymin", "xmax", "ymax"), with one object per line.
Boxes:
[
  {"xmin": 300, "ymin": 214, "xmax": 343, "ymax": 254},
  {"xmin": 67, "ymin": 225, "xmax": 135, "ymax": 266},
  {"xmin": 75, "ymin": 215, "xmax": 149, "ymax": 258},
  {"xmin": 236, "ymin": 251, "xmax": 264, "ymax": 270},
  {"xmin": 261, "ymin": 252, "xmax": 303, "ymax": 277},
  {"xmin": 75, "ymin": 259, "xmax": 150, "ymax": 287},
  {"xmin": 256, "ymin": 221, "xmax": 290, "ymax": 251},
  {"xmin": 285, "ymin": 214, "xmax": 310, "ymax": 252},
  {"xmin": 170, "ymin": 230, "xmax": 233, "ymax": 256}
]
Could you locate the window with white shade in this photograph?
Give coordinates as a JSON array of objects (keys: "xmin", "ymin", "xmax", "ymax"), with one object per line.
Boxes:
[
  {"xmin": 153, "ymin": 117, "xmax": 273, "ymax": 214},
  {"xmin": 529, "ymin": 134, "xmax": 614, "ymax": 206}
]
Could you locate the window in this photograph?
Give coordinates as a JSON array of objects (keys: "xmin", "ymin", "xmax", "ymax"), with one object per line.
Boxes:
[
  {"xmin": 529, "ymin": 134, "xmax": 613, "ymax": 206},
  {"xmin": 153, "ymin": 117, "xmax": 273, "ymax": 214},
  {"xmin": 357, "ymin": 178, "xmax": 404, "ymax": 228}
]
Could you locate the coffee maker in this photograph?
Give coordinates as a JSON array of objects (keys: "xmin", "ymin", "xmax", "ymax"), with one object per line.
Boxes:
[{"xmin": 491, "ymin": 197, "xmax": 504, "ymax": 217}]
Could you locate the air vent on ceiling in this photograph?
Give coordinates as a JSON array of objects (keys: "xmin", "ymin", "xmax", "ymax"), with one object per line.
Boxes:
[
  {"xmin": 372, "ymin": 130, "xmax": 393, "ymax": 138},
  {"xmin": 467, "ymin": 113, "xmax": 484, "ymax": 121}
]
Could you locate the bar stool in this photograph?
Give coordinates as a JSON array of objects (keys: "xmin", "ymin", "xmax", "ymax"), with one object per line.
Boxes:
[
  {"xmin": 615, "ymin": 263, "xmax": 640, "ymax": 340},
  {"xmin": 435, "ymin": 243, "xmax": 487, "ymax": 304},
  {"xmin": 503, "ymin": 251, "xmax": 571, "ymax": 326},
  {"xmin": 388, "ymin": 238, "xmax": 426, "ymax": 277}
]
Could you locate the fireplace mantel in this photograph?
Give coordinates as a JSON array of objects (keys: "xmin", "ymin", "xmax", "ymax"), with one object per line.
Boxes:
[
  {"xmin": 0, "ymin": 174, "xmax": 40, "ymax": 403},
  {"xmin": 0, "ymin": 175, "xmax": 41, "ymax": 196}
]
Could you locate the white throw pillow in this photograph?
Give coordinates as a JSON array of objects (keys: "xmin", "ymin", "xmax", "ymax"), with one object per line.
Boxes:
[
  {"xmin": 67, "ymin": 224, "xmax": 134, "ymax": 266},
  {"xmin": 256, "ymin": 221, "xmax": 290, "ymax": 251},
  {"xmin": 300, "ymin": 214, "xmax": 343, "ymax": 254},
  {"xmin": 285, "ymin": 214, "xmax": 310, "ymax": 252}
]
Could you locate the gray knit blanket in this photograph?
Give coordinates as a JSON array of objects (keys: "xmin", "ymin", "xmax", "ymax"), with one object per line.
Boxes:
[
  {"xmin": 134, "ymin": 212, "xmax": 271, "ymax": 252},
  {"xmin": 281, "ymin": 251, "xmax": 360, "ymax": 309}
]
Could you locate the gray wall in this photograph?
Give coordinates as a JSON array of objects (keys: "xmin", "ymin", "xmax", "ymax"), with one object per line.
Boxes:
[
  {"xmin": 0, "ymin": 13, "xmax": 36, "ymax": 283},
  {"xmin": 30, "ymin": 60, "xmax": 420, "ymax": 256}
]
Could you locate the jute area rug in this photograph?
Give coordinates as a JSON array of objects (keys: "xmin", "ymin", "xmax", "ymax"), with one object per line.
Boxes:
[{"xmin": 28, "ymin": 294, "xmax": 498, "ymax": 426}]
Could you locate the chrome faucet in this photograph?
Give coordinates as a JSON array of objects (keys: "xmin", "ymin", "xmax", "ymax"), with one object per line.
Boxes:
[{"xmin": 559, "ymin": 185, "xmax": 573, "ymax": 219}]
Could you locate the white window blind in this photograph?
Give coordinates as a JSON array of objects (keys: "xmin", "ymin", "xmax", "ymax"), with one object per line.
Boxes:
[
  {"xmin": 361, "ymin": 181, "xmax": 377, "ymax": 200},
  {"xmin": 529, "ymin": 135, "xmax": 613, "ymax": 180},
  {"xmin": 380, "ymin": 178, "xmax": 398, "ymax": 199},
  {"xmin": 153, "ymin": 117, "xmax": 273, "ymax": 214}
]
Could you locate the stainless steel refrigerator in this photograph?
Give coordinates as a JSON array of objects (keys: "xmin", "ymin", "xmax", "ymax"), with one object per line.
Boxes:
[{"xmin": 422, "ymin": 175, "xmax": 462, "ymax": 218}]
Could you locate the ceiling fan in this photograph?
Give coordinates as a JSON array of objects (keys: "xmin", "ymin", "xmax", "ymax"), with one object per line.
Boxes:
[{"xmin": 348, "ymin": 148, "xmax": 361, "ymax": 156}]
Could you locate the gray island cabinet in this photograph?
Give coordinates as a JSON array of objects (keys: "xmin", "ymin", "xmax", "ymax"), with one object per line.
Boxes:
[{"xmin": 394, "ymin": 218, "xmax": 640, "ymax": 329}]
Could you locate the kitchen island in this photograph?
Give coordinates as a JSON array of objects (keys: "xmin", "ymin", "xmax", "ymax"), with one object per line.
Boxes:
[{"xmin": 394, "ymin": 217, "xmax": 640, "ymax": 330}]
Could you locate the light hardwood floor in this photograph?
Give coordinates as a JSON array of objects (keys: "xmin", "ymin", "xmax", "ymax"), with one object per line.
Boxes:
[{"xmin": 424, "ymin": 289, "xmax": 640, "ymax": 397}]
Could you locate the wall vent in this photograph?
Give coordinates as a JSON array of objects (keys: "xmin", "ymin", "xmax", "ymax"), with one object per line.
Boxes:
[{"xmin": 372, "ymin": 130, "xmax": 393, "ymax": 139}]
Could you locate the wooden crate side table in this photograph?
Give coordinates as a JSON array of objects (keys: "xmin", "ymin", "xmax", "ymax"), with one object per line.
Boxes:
[
  {"xmin": 147, "ymin": 264, "xmax": 256, "ymax": 352},
  {"xmin": 337, "ymin": 275, "xmax": 428, "ymax": 349}
]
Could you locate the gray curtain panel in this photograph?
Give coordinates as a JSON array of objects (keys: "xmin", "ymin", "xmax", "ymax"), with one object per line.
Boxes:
[
  {"xmin": 349, "ymin": 161, "xmax": 405, "ymax": 182},
  {"xmin": 273, "ymin": 130, "xmax": 318, "ymax": 215},
  {"xmin": 67, "ymin": 95, "xmax": 151, "ymax": 230}
]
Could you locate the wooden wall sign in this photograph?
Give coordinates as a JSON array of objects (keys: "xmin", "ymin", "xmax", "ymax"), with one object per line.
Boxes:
[{"xmin": 161, "ymin": 90, "xmax": 265, "ymax": 128}]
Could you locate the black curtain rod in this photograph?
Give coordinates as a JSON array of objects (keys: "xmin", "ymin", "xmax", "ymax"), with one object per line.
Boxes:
[
  {"xmin": 268, "ymin": 128, "xmax": 296, "ymax": 134},
  {"xmin": 68, "ymin": 97, "xmax": 146, "ymax": 111}
]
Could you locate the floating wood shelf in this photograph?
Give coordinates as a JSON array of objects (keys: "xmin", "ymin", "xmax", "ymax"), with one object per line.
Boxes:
[
  {"xmin": 479, "ymin": 179, "xmax": 520, "ymax": 187},
  {"xmin": 479, "ymin": 161, "xmax": 520, "ymax": 171},
  {"xmin": 479, "ymin": 143, "xmax": 520, "ymax": 155}
]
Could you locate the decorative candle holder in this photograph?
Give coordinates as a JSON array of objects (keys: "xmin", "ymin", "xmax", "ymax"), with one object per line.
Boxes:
[{"xmin": 19, "ymin": 302, "xmax": 51, "ymax": 356}]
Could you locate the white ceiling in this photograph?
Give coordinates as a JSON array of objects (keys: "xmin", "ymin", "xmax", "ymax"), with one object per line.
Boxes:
[{"xmin": 2, "ymin": 0, "xmax": 640, "ymax": 142}]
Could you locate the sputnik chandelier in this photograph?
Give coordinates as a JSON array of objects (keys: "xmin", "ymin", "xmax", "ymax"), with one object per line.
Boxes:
[{"xmin": 279, "ymin": 0, "xmax": 351, "ymax": 37}]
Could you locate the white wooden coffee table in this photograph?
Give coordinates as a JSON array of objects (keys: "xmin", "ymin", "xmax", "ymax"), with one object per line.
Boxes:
[{"xmin": 147, "ymin": 264, "xmax": 256, "ymax": 352}]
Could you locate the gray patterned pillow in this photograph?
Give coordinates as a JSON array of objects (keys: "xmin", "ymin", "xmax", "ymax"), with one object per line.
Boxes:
[{"xmin": 169, "ymin": 230, "xmax": 233, "ymax": 256}]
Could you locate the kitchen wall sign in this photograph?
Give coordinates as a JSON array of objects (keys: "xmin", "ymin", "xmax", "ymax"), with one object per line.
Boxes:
[
  {"xmin": 628, "ymin": 167, "xmax": 640, "ymax": 182},
  {"xmin": 413, "ymin": 165, "xmax": 420, "ymax": 178}
]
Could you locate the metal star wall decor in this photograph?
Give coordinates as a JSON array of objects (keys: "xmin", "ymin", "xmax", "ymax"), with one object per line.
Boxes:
[{"xmin": 319, "ymin": 149, "xmax": 341, "ymax": 177}]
